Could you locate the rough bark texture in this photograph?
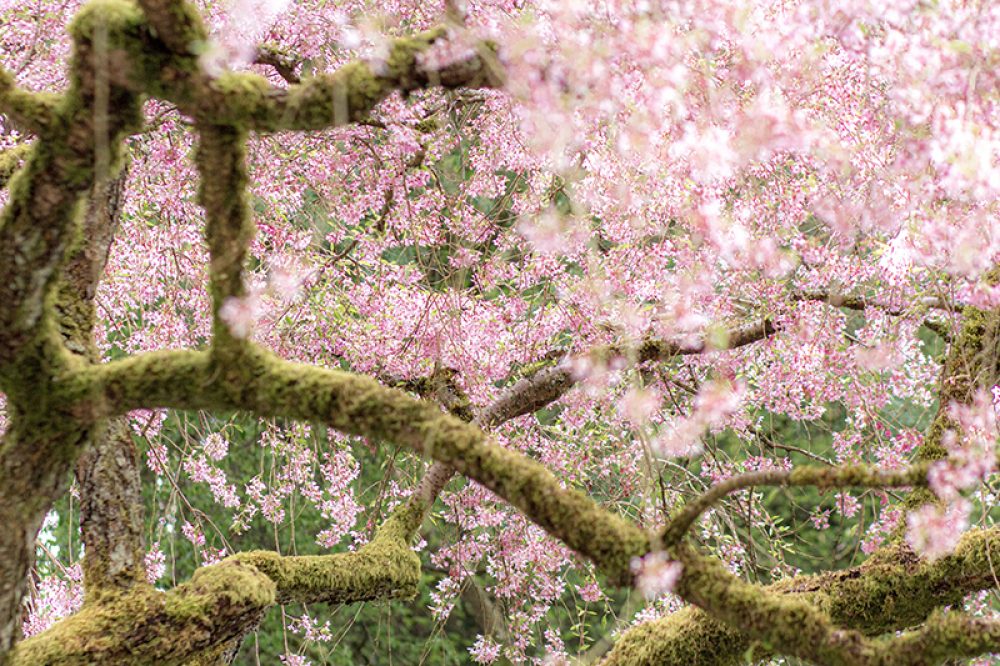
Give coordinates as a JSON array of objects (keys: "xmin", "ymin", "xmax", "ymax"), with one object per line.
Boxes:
[{"xmin": 0, "ymin": 0, "xmax": 997, "ymax": 663}]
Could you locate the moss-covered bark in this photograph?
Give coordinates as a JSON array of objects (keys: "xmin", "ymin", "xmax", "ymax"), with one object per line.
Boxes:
[
  {"xmin": 602, "ymin": 528, "xmax": 1000, "ymax": 665},
  {"xmin": 0, "ymin": 0, "xmax": 504, "ymax": 660},
  {"xmin": 1, "ymin": 0, "xmax": 997, "ymax": 662}
]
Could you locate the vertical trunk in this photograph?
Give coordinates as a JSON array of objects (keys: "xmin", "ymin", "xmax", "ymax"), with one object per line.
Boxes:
[{"xmin": 76, "ymin": 417, "xmax": 146, "ymax": 597}]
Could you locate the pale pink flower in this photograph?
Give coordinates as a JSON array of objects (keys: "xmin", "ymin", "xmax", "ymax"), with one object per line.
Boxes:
[
  {"xmin": 218, "ymin": 294, "xmax": 262, "ymax": 339},
  {"xmin": 693, "ymin": 380, "xmax": 745, "ymax": 426},
  {"xmin": 836, "ymin": 493, "xmax": 860, "ymax": 518},
  {"xmin": 469, "ymin": 635, "xmax": 501, "ymax": 664},
  {"xmin": 854, "ymin": 341, "xmax": 901, "ymax": 371},
  {"xmin": 577, "ymin": 581, "xmax": 604, "ymax": 603},
  {"xmin": 906, "ymin": 499, "xmax": 971, "ymax": 561},
  {"xmin": 145, "ymin": 543, "xmax": 166, "ymax": 584},
  {"xmin": 651, "ymin": 420, "xmax": 705, "ymax": 459},
  {"xmin": 280, "ymin": 655, "xmax": 310, "ymax": 666},
  {"xmin": 268, "ymin": 259, "xmax": 308, "ymax": 302},
  {"xmin": 811, "ymin": 509, "xmax": 831, "ymax": 530},
  {"xmin": 202, "ymin": 432, "xmax": 228, "ymax": 461},
  {"xmin": 630, "ymin": 551, "xmax": 683, "ymax": 600},
  {"xmin": 181, "ymin": 521, "xmax": 205, "ymax": 547},
  {"xmin": 618, "ymin": 387, "xmax": 660, "ymax": 427}
]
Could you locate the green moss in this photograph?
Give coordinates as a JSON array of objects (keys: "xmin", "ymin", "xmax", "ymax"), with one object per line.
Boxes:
[
  {"xmin": 9, "ymin": 561, "xmax": 273, "ymax": 665},
  {"xmin": 600, "ymin": 607, "xmax": 752, "ymax": 666},
  {"xmin": 0, "ymin": 144, "xmax": 30, "ymax": 188}
]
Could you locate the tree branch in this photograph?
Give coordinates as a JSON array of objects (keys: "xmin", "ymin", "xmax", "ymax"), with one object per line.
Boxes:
[
  {"xmin": 0, "ymin": 144, "xmax": 31, "ymax": 190},
  {"xmin": 602, "ymin": 527, "xmax": 1000, "ymax": 665},
  {"xmin": 253, "ymin": 45, "xmax": 301, "ymax": 84},
  {"xmin": 660, "ymin": 462, "xmax": 931, "ymax": 547},
  {"xmin": 0, "ymin": 66, "xmax": 57, "ymax": 135},
  {"xmin": 74, "ymin": 345, "xmax": 652, "ymax": 584}
]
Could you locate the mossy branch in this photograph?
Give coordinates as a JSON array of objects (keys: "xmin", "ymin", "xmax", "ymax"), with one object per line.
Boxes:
[
  {"xmin": 0, "ymin": 144, "xmax": 31, "ymax": 190},
  {"xmin": 675, "ymin": 539, "xmax": 1000, "ymax": 666},
  {"xmin": 8, "ymin": 560, "xmax": 274, "ymax": 665},
  {"xmin": 0, "ymin": 10, "xmax": 142, "ymax": 368},
  {"xmin": 602, "ymin": 527, "xmax": 1000, "ymax": 665},
  {"xmin": 873, "ymin": 611, "xmax": 1000, "ymax": 665},
  {"xmin": 0, "ymin": 66, "xmax": 58, "ymax": 135},
  {"xmin": 233, "ymin": 500, "xmax": 423, "ymax": 605},
  {"xmin": 660, "ymin": 462, "xmax": 931, "ymax": 547},
  {"xmin": 13, "ymin": 499, "xmax": 423, "ymax": 664},
  {"xmin": 194, "ymin": 122, "xmax": 255, "ymax": 354},
  {"xmin": 74, "ymin": 344, "xmax": 651, "ymax": 584}
]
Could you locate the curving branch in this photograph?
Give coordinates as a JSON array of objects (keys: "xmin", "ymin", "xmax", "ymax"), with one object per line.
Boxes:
[
  {"xmin": 89, "ymin": 0, "xmax": 502, "ymax": 133},
  {"xmin": 659, "ymin": 462, "xmax": 931, "ymax": 547},
  {"xmin": 74, "ymin": 344, "xmax": 651, "ymax": 584}
]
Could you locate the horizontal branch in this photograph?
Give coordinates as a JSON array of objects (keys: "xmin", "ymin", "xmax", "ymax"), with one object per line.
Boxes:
[
  {"xmin": 795, "ymin": 290, "xmax": 952, "ymax": 313},
  {"xmin": 874, "ymin": 611, "xmax": 1000, "ymax": 665},
  {"xmin": 87, "ymin": 0, "xmax": 502, "ymax": 133},
  {"xmin": 795, "ymin": 289, "xmax": 954, "ymax": 338},
  {"xmin": 660, "ymin": 462, "xmax": 930, "ymax": 546},
  {"xmin": 481, "ymin": 319, "xmax": 777, "ymax": 429}
]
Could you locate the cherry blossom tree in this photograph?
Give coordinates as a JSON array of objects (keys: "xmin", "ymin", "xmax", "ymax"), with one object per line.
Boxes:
[{"xmin": 1, "ymin": 0, "xmax": 999, "ymax": 664}]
